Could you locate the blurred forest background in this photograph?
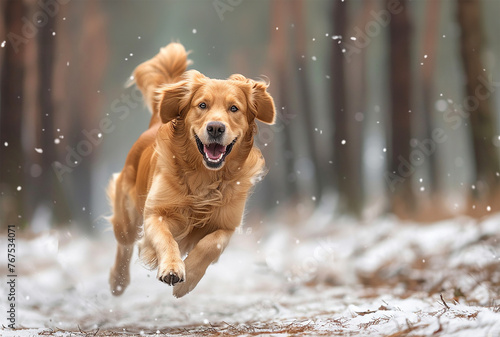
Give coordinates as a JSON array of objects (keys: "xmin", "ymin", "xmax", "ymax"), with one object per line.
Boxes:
[{"xmin": 2, "ymin": 0, "xmax": 500, "ymax": 232}]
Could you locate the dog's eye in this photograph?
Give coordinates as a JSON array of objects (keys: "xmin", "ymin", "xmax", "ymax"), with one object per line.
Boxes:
[
  {"xmin": 198, "ymin": 102, "xmax": 207, "ymax": 109},
  {"xmin": 230, "ymin": 105, "xmax": 238, "ymax": 113}
]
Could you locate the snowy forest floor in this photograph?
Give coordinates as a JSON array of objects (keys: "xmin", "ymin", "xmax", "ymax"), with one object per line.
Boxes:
[{"xmin": 1, "ymin": 210, "xmax": 500, "ymax": 337}]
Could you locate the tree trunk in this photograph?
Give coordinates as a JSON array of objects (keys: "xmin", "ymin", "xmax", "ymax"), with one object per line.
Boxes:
[
  {"xmin": 292, "ymin": 0, "xmax": 324, "ymax": 201},
  {"xmin": 421, "ymin": 0, "xmax": 441, "ymax": 194},
  {"xmin": 343, "ymin": 1, "xmax": 372, "ymax": 216},
  {"xmin": 387, "ymin": 0, "xmax": 416, "ymax": 217},
  {"xmin": 47, "ymin": 0, "xmax": 108, "ymax": 228},
  {"xmin": 457, "ymin": 0, "xmax": 500, "ymax": 211},
  {"xmin": 0, "ymin": 0, "xmax": 26, "ymax": 228},
  {"xmin": 33, "ymin": 5, "xmax": 57, "ymax": 224},
  {"xmin": 331, "ymin": 0, "xmax": 363, "ymax": 215},
  {"xmin": 269, "ymin": 0, "xmax": 299, "ymax": 203},
  {"xmin": 62, "ymin": 0, "xmax": 108, "ymax": 227},
  {"xmin": 331, "ymin": 0, "xmax": 347, "ymax": 212}
]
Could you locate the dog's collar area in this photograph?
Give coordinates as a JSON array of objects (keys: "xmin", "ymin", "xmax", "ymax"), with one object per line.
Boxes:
[{"xmin": 194, "ymin": 134, "xmax": 237, "ymax": 169}]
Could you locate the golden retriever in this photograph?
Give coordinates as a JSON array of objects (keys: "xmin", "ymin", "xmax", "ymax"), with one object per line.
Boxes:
[{"xmin": 108, "ymin": 43, "xmax": 275, "ymax": 298}]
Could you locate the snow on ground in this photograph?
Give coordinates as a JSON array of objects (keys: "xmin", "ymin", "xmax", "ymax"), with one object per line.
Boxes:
[{"xmin": 1, "ymin": 211, "xmax": 500, "ymax": 336}]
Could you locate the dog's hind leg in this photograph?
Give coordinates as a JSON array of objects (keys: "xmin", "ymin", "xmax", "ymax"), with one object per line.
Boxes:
[
  {"xmin": 110, "ymin": 242, "xmax": 134, "ymax": 296},
  {"xmin": 108, "ymin": 172, "xmax": 141, "ymax": 296}
]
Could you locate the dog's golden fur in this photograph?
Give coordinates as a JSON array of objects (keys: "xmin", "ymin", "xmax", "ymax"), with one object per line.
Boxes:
[{"xmin": 108, "ymin": 43, "xmax": 275, "ymax": 297}]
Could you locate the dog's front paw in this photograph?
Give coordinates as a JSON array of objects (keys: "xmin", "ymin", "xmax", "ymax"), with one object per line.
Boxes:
[
  {"xmin": 157, "ymin": 260, "xmax": 185, "ymax": 286},
  {"xmin": 173, "ymin": 267, "xmax": 204, "ymax": 298},
  {"xmin": 172, "ymin": 280, "xmax": 192, "ymax": 298}
]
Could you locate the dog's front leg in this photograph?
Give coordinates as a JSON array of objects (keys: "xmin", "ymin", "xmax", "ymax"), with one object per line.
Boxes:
[
  {"xmin": 173, "ymin": 229, "xmax": 234, "ymax": 298},
  {"xmin": 143, "ymin": 215, "xmax": 186, "ymax": 286}
]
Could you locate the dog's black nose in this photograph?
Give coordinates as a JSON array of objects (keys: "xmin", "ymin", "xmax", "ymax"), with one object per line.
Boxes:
[{"xmin": 206, "ymin": 122, "xmax": 225, "ymax": 138}]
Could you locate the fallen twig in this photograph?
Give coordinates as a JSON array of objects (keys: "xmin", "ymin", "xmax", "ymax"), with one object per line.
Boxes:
[{"xmin": 440, "ymin": 294, "xmax": 450, "ymax": 310}]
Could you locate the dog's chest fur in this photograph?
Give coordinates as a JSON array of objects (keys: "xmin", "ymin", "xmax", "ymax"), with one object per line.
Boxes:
[{"xmin": 149, "ymin": 161, "xmax": 260, "ymax": 236}]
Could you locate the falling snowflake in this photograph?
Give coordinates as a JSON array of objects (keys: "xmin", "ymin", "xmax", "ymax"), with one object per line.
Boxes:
[
  {"xmin": 435, "ymin": 99, "xmax": 447, "ymax": 112},
  {"xmin": 35, "ymin": 148, "xmax": 43, "ymax": 153}
]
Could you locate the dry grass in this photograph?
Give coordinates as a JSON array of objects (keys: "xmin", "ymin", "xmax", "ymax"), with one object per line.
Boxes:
[
  {"xmin": 355, "ymin": 231, "xmax": 500, "ymax": 305},
  {"xmin": 13, "ymin": 321, "xmax": 338, "ymax": 337},
  {"xmin": 7, "ymin": 303, "xmax": 493, "ymax": 337},
  {"xmin": 358, "ymin": 315, "xmax": 392, "ymax": 329}
]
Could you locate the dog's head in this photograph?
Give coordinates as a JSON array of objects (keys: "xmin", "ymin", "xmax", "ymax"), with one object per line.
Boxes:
[{"xmin": 156, "ymin": 70, "xmax": 275, "ymax": 170}]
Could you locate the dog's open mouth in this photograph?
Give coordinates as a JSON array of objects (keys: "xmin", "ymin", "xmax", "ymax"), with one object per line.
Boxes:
[{"xmin": 195, "ymin": 135, "xmax": 237, "ymax": 169}]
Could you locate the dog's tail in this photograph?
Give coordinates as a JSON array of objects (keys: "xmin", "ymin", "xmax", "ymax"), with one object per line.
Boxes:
[{"xmin": 131, "ymin": 42, "xmax": 192, "ymax": 124}]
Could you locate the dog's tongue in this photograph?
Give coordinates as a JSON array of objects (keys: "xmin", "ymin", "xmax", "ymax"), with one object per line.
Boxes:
[{"xmin": 204, "ymin": 143, "xmax": 226, "ymax": 160}]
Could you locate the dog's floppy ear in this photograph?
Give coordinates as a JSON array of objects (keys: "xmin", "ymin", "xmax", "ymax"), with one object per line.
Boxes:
[
  {"xmin": 230, "ymin": 74, "xmax": 276, "ymax": 124},
  {"xmin": 156, "ymin": 70, "xmax": 205, "ymax": 124},
  {"xmin": 250, "ymin": 81, "xmax": 276, "ymax": 124},
  {"xmin": 156, "ymin": 80, "xmax": 189, "ymax": 123}
]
